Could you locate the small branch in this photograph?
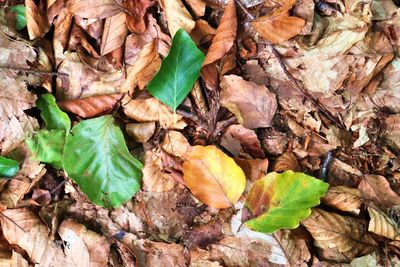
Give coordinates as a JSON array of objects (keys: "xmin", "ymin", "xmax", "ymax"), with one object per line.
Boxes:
[
  {"xmin": 0, "ymin": 65, "xmax": 68, "ymax": 77},
  {"xmin": 235, "ymin": 0, "xmax": 255, "ymax": 20}
]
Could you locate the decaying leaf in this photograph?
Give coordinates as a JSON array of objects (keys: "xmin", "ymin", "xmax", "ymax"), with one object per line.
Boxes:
[
  {"xmin": 186, "ymin": 0, "xmax": 206, "ymax": 17},
  {"xmin": 58, "ymin": 94, "xmax": 123, "ymax": 118},
  {"xmin": 124, "ymin": 0, "xmax": 155, "ymax": 34},
  {"xmin": 368, "ymin": 207, "xmax": 400, "ymax": 241},
  {"xmin": 72, "ymin": 0, "xmax": 121, "ymax": 19},
  {"xmin": 126, "ymin": 122, "xmax": 156, "ymax": 143},
  {"xmin": 220, "ymin": 75, "xmax": 277, "ymax": 128},
  {"xmin": 25, "ymin": 0, "xmax": 49, "ymax": 39},
  {"xmin": 385, "ymin": 114, "xmax": 400, "ymax": 151},
  {"xmin": 252, "ymin": 0, "xmax": 305, "ymax": 44},
  {"xmin": 234, "ymin": 158, "xmax": 268, "ymax": 182},
  {"xmin": 273, "ymin": 152, "xmax": 301, "ymax": 173},
  {"xmin": 100, "ymin": 12, "xmax": 128, "ymax": 55},
  {"xmin": 162, "ymin": 130, "xmax": 190, "ymax": 157},
  {"xmin": 183, "ymin": 145, "xmax": 246, "ymax": 209},
  {"xmin": 160, "ymin": 0, "xmax": 195, "ymax": 36},
  {"xmin": 322, "ymin": 186, "xmax": 364, "ymax": 215},
  {"xmin": 245, "ymin": 171, "xmax": 328, "ymax": 233},
  {"xmin": 202, "ymin": 0, "xmax": 236, "ymax": 66},
  {"xmin": 142, "ymin": 149, "xmax": 177, "ymax": 192},
  {"xmin": 132, "ymin": 239, "xmax": 186, "ymax": 266},
  {"xmin": 358, "ymin": 174, "xmax": 400, "ymax": 209},
  {"xmin": 302, "ymin": 209, "xmax": 377, "ymax": 261}
]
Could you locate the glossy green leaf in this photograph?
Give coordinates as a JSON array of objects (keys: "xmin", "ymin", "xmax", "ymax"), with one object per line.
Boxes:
[
  {"xmin": 63, "ymin": 115, "xmax": 143, "ymax": 208},
  {"xmin": 245, "ymin": 171, "xmax": 329, "ymax": 233},
  {"xmin": 37, "ymin": 94, "xmax": 71, "ymax": 131},
  {"xmin": 26, "ymin": 130, "xmax": 66, "ymax": 169},
  {"xmin": 147, "ymin": 28, "xmax": 205, "ymax": 110},
  {"xmin": 10, "ymin": 5, "xmax": 26, "ymax": 30},
  {"xmin": 0, "ymin": 156, "xmax": 19, "ymax": 178}
]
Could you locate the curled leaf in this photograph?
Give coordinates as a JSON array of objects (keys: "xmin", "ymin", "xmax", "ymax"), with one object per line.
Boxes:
[
  {"xmin": 100, "ymin": 12, "xmax": 128, "ymax": 55},
  {"xmin": 160, "ymin": 0, "xmax": 195, "ymax": 36},
  {"xmin": 245, "ymin": 171, "xmax": 329, "ymax": 233},
  {"xmin": 183, "ymin": 145, "xmax": 246, "ymax": 209},
  {"xmin": 322, "ymin": 186, "xmax": 364, "ymax": 215},
  {"xmin": 37, "ymin": 94, "xmax": 71, "ymax": 131},
  {"xmin": 126, "ymin": 122, "xmax": 156, "ymax": 143},
  {"xmin": 162, "ymin": 130, "xmax": 190, "ymax": 157},
  {"xmin": 273, "ymin": 152, "xmax": 300, "ymax": 173},
  {"xmin": 25, "ymin": 0, "xmax": 49, "ymax": 39},
  {"xmin": 368, "ymin": 207, "xmax": 400, "ymax": 241}
]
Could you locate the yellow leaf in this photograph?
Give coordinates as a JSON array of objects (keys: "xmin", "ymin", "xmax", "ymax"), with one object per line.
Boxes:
[{"xmin": 183, "ymin": 145, "xmax": 246, "ymax": 209}]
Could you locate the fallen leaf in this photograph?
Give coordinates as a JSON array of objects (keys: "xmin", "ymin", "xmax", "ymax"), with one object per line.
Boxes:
[
  {"xmin": 160, "ymin": 0, "xmax": 195, "ymax": 36},
  {"xmin": 0, "ymin": 249, "xmax": 29, "ymax": 267},
  {"xmin": 202, "ymin": 0, "xmax": 236, "ymax": 66},
  {"xmin": 10, "ymin": 4, "xmax": 26, "ymax": 30},
  {"xmin": 252, "ymin": 0, "xmax": 305, "ymax": 44},
  {"xmin": 53, "ymin": 7, "xmax": 73, "ymax": 66},
  {"xmin": 220, "ymin": 75, "xmax": 277, "ymax": 129},
  {"xmin": 162, "ymin": 130, "xmax": 190, "ymax": 157},
  {"xmin": 124, "ymin": 0, "xmax": 155, "ymax": 34},
  {"xmin": 272, "ymin": 152, "xmax": 301, "ymax": 173},
  {"xmin": 58, "ymin": 94, "xmax": 123, "ymax": 118},
  {"xmin": 183, "ymin": 145, "xmax": 246, "ymax": 209},
  {"xmin": 385, "ymin": 114, "xmax": 400, "ymax": 151},
  {"xmin": 322, "ymin": 186, "xmax": 364, "ymax": 215},
  {"xmin": 126, "ymin": 122, "xmax": 156, "ymax": 143},
  {"xmin": 190, "ymin": 19, "xmax": 216, "ymax": 46},
  {"xmin": 234, "ymin": 158, "xmax": 268, "ymax": 182},
  {"xmin": 185, "ymin": 221, "xmax": 222, "ymax": 249},
  {"xmin": 358, "ymin": 174, "xmax": 400, "ymax": 209},
  {"xmin": 36, "ymin": 94, "xmax": 71, "ymax": 131},
  {"xmin": 186, "ymin": 0, "xmax": 206, "ymax": 17},
  {"xmin": 122, "ymin": 96, "xmax": 186, "ymax": 128},
  {"xmin": 31, "ymin": 188, "xmax": 51, "ymax": 206},
  {"xmin": 245, "ymin": 171, "xmax": 329, "ymax": 233},
  {"xmin": 142, "ymin": 149, "xmax": 177, "ymax": 192},
  {"xmin": 0, "ymin": 156, "xmax": 19, "ymax": 178},
  {"xmin": 72, "ymin": 0, "xmax": 122, "ymax": 19},
  {"xmin": 302, "ymin": 209, "xmax": 377, "ymax": 261},
  {"xmin": 25, "ymin": 0, "xmax": 49, "ymax": 39},
  {"xmin": 147, "ymin": 29, "xmax": 205, "ymax": 110},
  {"xmin": 100, "ymin": 12, "xmax": 128, "ymax": 55},
  {"xmin": 221, "ymin": 124, "xmax": 265, "ymax": 158},
  {"xmin": 368, "ymin": 207, "xmax": 400, "ymax": 241}
]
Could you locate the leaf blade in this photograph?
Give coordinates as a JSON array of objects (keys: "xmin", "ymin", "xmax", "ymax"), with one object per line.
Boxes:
[
  {"xmin": 37, "ymin": 94, "xmax": 71, "ymax": 131},
  {"xmin": 10, "ymin": 4, "xmax": 27, "ymax": 30},
  {"xmin": 0, "ymin": 156, "xmax": 19, "ymax": 178}
]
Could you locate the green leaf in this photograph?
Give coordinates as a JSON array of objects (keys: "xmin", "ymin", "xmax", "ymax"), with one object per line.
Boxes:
[
  {"xmin": 10, "ymin": 5, "xmax": 26, "ymax": 31},
  {"xmin": 63, "ymin": 115, "xmax": 143, "ymax": 208},
  {"xmin": 26, "ymin": 130, "xmax": 66, "ymax": 169},
  {"xmin": 0, "ymin": 156, "xmax": 19, "ymax": 178},
  {"xmin": 147, "ymin": 28, "xmax": 205, "ymax": 110},
  {"xmin": 37, "ymin": 94, "xmax": 71, "ymax": 132},
  {"xmin": 244, "ymin": 171, "xmax": 329, "ymax": 233}
]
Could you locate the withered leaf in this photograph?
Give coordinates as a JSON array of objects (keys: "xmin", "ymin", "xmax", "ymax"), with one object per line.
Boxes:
[
  {"xmin": 100, "ymin": 12, "xmax": 128, "ymax": 55},
  {"xmin": 220, "ymin": 75, "xmax": 277, "ymax": 129},
  {"xmin": 162, "ymin": 130, "xmax": 190, "ymax": 157},
  {"xmin": 124, "ymin": 0, "xmax": 155, "ymax": 34},
  {"xmin": 273, "ymin": 152, "xmax": 301, "ymax": 173},
  {"xmin": 322, "ymin": 186, "xmax": 364, "ymax": 215},
  {"xmin": 234, "ymin": 158, "xmax": 268, "ymax": 182},
  {"xmin": 160, "ymin": 0, "xmax": 195, "ymax": 36},
  {"xmin": 25, "ymin": 0, "xmax": 49, "ymax": 40},
  {"xmin": 358, "ymin": 174, "xmax": 400, "ymax": 209},
  {"xmin": 126, "ymin": 122, "xmax": 156, "ymax": 143},
  {"xmin": 72, "ymin": 0, "xmax": 122, "ymax": 19},
  {"xmin": 368, "ymin": 207, "xmax": 400, "ymax": 241}
]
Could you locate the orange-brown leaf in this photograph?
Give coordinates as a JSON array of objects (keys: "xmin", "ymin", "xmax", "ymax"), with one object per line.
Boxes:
[
  {"xmin": 57, "ymin": 94, "xmax": 123, "ymax": 118},
  {"xmin": 72, "ymin": 0, "xmax": 122, "ymax": 19},
  {"xmin": 202, "ymin": 0, "xmax": 237, "ymax": 66},
  {"xmin": 126, "ymin": 122, "xmax": 156, "ymax": 143},
  {"xmin": 358, "ymin": 174, "xmax": 400, "ymax": 209},
  {"xmin": 26, "ymin": 0, "xmax": 50, "ymax": 40},
  {"xmin": 124, "ymin": 0, "xmax": 155, "ymax": 34},
  {"xmin": 322, "ymin": 186, "xmax": 364, "ymax": 215},
  {"xmin": 100, "ymin": 12, "xmax": 128, "ymax": 55},
  {"xmin": 234, "ymin": 158, "xmax": 268, "ymax": 182}
]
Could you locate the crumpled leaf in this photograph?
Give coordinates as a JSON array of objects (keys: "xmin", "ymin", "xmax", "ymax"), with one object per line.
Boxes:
[
  {"xmin": 132, "ymin": 239, "xmax": 186, "ymax": 266},
  {"xmin": 322, "ymin": 186, "xmax": 364, "ymax": 215},
  {"xmin": 272, "ymin": 152, "xmax": 301, "ymax": 173},
  {"xmin": 252, "ymin": 0, "xmax": 305, "ymax": 44},
  {"xmin": 0, "ymin": 156, "xmax": 19, "ymax": 178},
  {"xmin": 302, "ymin": 208, "xmax": 377, "ymax": 261},
  {"xmin": 202, "ymin": 0, "xmax": 236, "ymax": 66},
  {"xmin": 183, "ymin": 145, "xmax": 246, "ymax": 209},
  {"xmin": 234, "ymin": 158, "xmax": 268, "ymax": 182},
  {"xmin": 100, "ymin": 12, "xmax": 128, "ymax": 55},
  {"xmin": 162, "ymin": 130, "xmax": 190, "ymax": 157},
  {"xmin": 245, "ymin": 171, "xmax": 329, "ymax": 233},
  {"xmin": 36, "ymin": 94, "xmax": 71, "ymax": 131},
  {"xmin": 58, "ymin": 94, "xmax": 123, "ymax": 118},
  {"xmin": 124, "ymin": 0, "xmax": 155, "ymax": 34},
  {"xmin": 385, "ymin": 114, "xmax": 400, "ymax": 151},
  {"xmin": 185, "ymin": 0, "xmax": 206, "ymax": 17},
  {"xmin": 63, "ymin": 115, "xmax": 143, "ymax": 208},
  {"xmin": 358, "ymin": 174, "xmax": 400, "ymax": 209},
  {"xmin": 160, "ymin": 0, "xmax": 195, "ymax": 36},
  {"xmin": 220, "ymin": 75, "xmax": 277, "ymax": 129},
  {"xmin": 25, "ymin": 0, "xmax": 49, "ymax": 39},
  {"xmin": 147, "ymin": 29, "xmax": 204, "ymax": 110},
  {"xmin": 72, "ymin": 0, "xmax": 121, "ymax": 19},
  {"xmin": 368, "ymin": 207, "xmax": 400, "ymax": 241},
  {"xmin": 10, "ymin": 4, "xmax": 26, "ymax": 30}
]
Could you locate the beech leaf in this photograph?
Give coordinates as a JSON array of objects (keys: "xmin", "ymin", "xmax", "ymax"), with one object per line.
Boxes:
[
  {"xmin": 182, "ymin": 145, "xmax": 246, "ymax": 209},
  {"xmin": 37, "ymin": 94, "xmax": 71, "ymax": 131},
  {"xmin": 10, "ymin": 5, "xmax": 27, "ymax": 30},
  {"xmin": 0, "ymin": 156, "xmax": 19, "ymax": 178},
  {"xmin": 245, "ymin": 171, "xmax": 329, "ymax": 233},
  {"xmin": 63, "ymin": 115, "xmax": 143, "ymax": 208},
  {"xmin": 147, "ymin": 28, "xmax": 205, "ymax": 110}
]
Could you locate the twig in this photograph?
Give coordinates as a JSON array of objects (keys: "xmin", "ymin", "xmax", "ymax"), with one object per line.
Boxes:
[
  {"xmin": 0, "ymin": 65, "xmax": 68, "ymax": 77},
  {"xmin": 235, "ymin": 0, "xmax": 255, "ymax": 20}
]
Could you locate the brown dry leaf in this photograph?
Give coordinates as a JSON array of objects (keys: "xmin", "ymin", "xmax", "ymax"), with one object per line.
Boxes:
[
  {"xmin": 273, "ymin": 152, "xmax": 301, "ymax": 173},
  {"xmin": 385, "ymin": 114, "xmax": 400, "ymax": 151},
  {"xmin": 56, "ymin": 52, "xmax": 125, "ymax": 100},
  {"xmin": 122, "ymin": 96, "xmax": 186, "ymax": 128},
  {"xmin": 126, "ymin": 122, "xmax": 156, "ymax": 143},
  {"xmin": 124, "ymin": 0, "xmax": 155, "ymax": 34},
  {"xmin": 160, "ymin": 0, "xmax": 195, "ymax": 36},
  {"xmin": 322, "ymin": 186, "xmax": 364, "ymax": 215},
  {"xmin": 220, "ymin": 75, "xmax": 277, "ymax": 129},
  {"xmin": 57, "ymin": 94, "xmax": 123, "ymax": 118},
  {"xmin": 100, "ymin": 12, "xmax": 128, "ymax": 55},
  {"xmin": 185, "ymin": 221, "xmax": 222, "ymax": 249},
  {"xmin": 58, "ymin": 219, "xmax": 110, "ymax": 267},
  {"xmin": 68, "ymin": 23, "xmax": 101, "ymax": 58},
  {"xmin": 252, "ymin": 0, "xmax": 305, "ymax": 44},
  {"xmin": 274, "ymin": 229, "xmax": 312, "ymax": 266},
  {"xmin": 234, "ymin": 158, "xmax": 268, "ymax": 182},
  {"xmin": 25, "ymin": 0, "xmax": 50, "ymax": 40},
  {"xmin": 186, "ymin": 0, "xmax": 206, "ymax": 17},
  {"xmin": 221, "ymin": 124, "xmax": 265, "ymax": 158},
  {"xmin": 202, "ymin": 0, "xmax": 236, "ymax": 66},
  {"xmin": 162, "ymin": 131, "xmax": 190, "ymax": 157},
  {"xmin": 367, "ymin": 207, "xmax": 400, "ymax": 241},
  {"xmin": 358, "ymin": 174, "xmax": 400, "ymax": 209},
  {"xmin": 72, "ymin": 0, "xmax": 122, "ymax": 19},
  {"xmin": 190, "ymin": 19, "xmax": 216, "ymax": 46},
  {"xmin": 302, "ymin": 208, "xmax": 377, "ymax": 261},
  {"xmin": 121, "ymin": 40, "xmax": 161, "ymax": 93},
  {"xmin": 53, "ymin": 7, "xmax": 74, "ymax": 66},
  {"xmin": 0, "ymin": 248, "xmax": 28, "ymax": 267},
  {"xmin": 142, "ymin": 149, "xmax": 177, "ymax": 192}
]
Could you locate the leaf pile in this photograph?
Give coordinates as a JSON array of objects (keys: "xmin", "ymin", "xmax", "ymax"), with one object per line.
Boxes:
[{"xmin": 0, "ymin": 0, "xmax": 400, "ymax": 265}]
